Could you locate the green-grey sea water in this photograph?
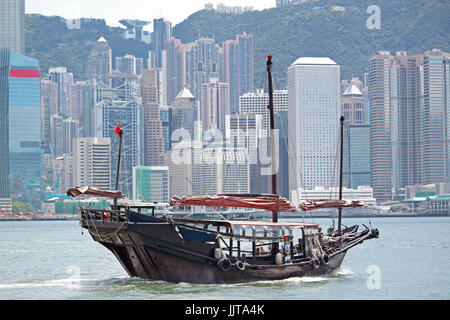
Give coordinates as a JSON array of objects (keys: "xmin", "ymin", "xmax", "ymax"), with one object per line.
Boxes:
[{"xmin": 0, "ymin": 217, "xmax": 449, "ymax": 300}]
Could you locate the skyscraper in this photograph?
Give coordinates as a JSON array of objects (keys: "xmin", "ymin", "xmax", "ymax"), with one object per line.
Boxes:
[
  {"xmin": 62, "ymin": 118, "xmax": 78, "ymax": 155},
  {"xmin": 86, "ymin": 37, "xmax": 112, "ymax": 87},
  {"xmin": 69, "ymin": 81, "xmax": 86, "ymax": 125},
  {"xmin": 368, "ymin": 49, "xmax": 450, "ymax": 202},
  {"xmin": 0, "ymin": 49, "xmax": 11, "ymax": 203},
  {"xmin": 275, "ymin": 111, "xmax": 290, "ymax": 199},
  {"xmin": 96, "ymin": 77, "xmax": 143, "ymax": 197},
  {"xmin": 0, "ymin": 48, "xmax": 42, "ymax": 209},
  {"xmin": 288, "ymin": 57, "xmax": 340, "ymax": 194},
  {"xmin": 341, "ymin": 81, "xmax": 368, "ymax": 188},
  {"xmin": 48, "ymin": 67, "xmax": 74, "ymax": 116},
  {"xmin": 164, "ymin": 38, "xmax": 184, "ymax": 106},
  {"xmin": 171, "ymin": 87, "xmax": 198, "ymax": 141},
  {"xmin": 225, "ymin": 113, "xmax": 269, "ymax": 194},
  {"xmin": 50, "ymin": 115, "xmax": 64, "ymax": 157},
  {"xmin": 184, "ymin": 38, "xmax": 221, "ymax": 109},
  {"xmin": 0, "ymin": 0, "xmax": 25, "ymax": 54},
  {"xmin": 159, "ymin": 105, "xmax": 172, "ymax": 152},
  {"xmin": 40, "ymin": 79, "xmax": 58, "ymax": 115},
  {"xmin": 133, "ymin": 166, "xmax": 169, "ymax": 202},
  {"xmin": 72, "ymin": 137, "xmax": 111, "ymax": 190},
  {"xmin": 115, "ymin": 54, "xmax": 138, "ymax": 75},
  {"xmin": 239, "ymin": 89, "xmax": 288, "ymax": 136},
  {"xmin": 149, "ymin": 18, "xmax": 172, "ymax": 69},
  {"xmin": 141, "ymin": 69, "xmax": 165, "ymax": 166},
  {"xmin": 201, "ymin": 78, "xmax": 230, "ymax": 132},
  {"xmin": 348, "ymin": 124, "xmax": 371, "ymax": 189},
  {"xmin": 222, "ymin": 32, "xmax": 254, "ymax": 114}
]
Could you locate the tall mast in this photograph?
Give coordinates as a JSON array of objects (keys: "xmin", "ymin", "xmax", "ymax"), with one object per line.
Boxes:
[
  {"xmin": 267, "ymin": 55, "xmax": 278, "ymax": 223},
  {"xmin": 114, "ymin": 125, "xmax": 123, "ymax": 209},
  {"xmin": 338, "ymin": 115, "xmax": 344, "ymax": 234}
]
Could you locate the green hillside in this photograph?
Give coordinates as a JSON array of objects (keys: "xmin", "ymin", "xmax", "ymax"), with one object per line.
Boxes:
[
  {"xmin": 25, "ymin": 0, "xmax": 449, "ymax": 85},
  {"xmin": 25, "ymin": 15, "xmax": 150, "ymax": 79},
  {"xmin": 174, "ymin": 0, "xmax": 449, "ymax": 86}
]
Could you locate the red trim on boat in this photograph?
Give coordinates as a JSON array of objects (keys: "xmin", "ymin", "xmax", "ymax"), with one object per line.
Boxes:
[{"xmin": 227, "ymin": 221, "xmax": 319, "ymax": 228}]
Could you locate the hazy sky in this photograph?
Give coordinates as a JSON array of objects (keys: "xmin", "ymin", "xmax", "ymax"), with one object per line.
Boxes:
[{"xmin": 25, "ymin": 0, "xmax": 274, "ymax": 28}]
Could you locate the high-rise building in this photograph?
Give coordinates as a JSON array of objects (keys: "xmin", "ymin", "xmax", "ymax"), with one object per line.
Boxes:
[
  {"xmin": 86, "ymin": 37, "xmax": 112, "ymax": 87},
  {"xmin": 164, "ymin": 38, "xmax": 184, "ymax": 106},
  {"xmin": 275, "ymin": 111, "xmax": 290, "ymax": 199},
  {"xmin": 160, "ymin": 105, "xmax": 172, "ymax": 152},
  {"xmin": 0, "ymin": 48, "xmax": 42, "ymax": 209},
  {"xmin": 149, "ymin": 18, "xmax": 172, "ymax": 69},
  {"xmin": 201, "ymin": 78, "xmax": 230, "ymax": 132},
  {"xmin": 421, "ymin": 50, "xmax": 450, "ymax": 185},
  {"xmin": 95, "ymin": 77, "xmax": 143, "ymax": 197},
  {"xmin": 115, "ymin": 54, "xmax": 140, "ymax": 75},
  {"xmin": 69, "ymin": 81, "xmax": 86, "ymax": 125},
  {"xmin": 141, "ymin": 69, "xmax": 165, "ymax": 166},
  {"xmin": 40, "ymin": 79, "xmax": 58, "ymax": 115},
  {"xmin": 171, "ymin": 87, "xmax": 198, "ymax": 140},
  {"xmin": 50, "ymin": 115, "xmax": 64, "ymax": 158},
  {"xmin": 0, "ymin": 49, "xmax": 11, "ymax": 202},
  {"xmin": 62, "ymin": 118, "xmax": 78, "ymax": 155},
  {"xmin": 133, "ymin": 166, "xmax": 169, "ymax": 202},
  {"xmin": 48, "ymin": 67, "xmax": 74, "ymax": 116},
  {"xmin": 0, "ymin": 0, "xmax": 25, "ymax": 54},
  {"xmin": 288, "ymin": 57, "xmax": 340, "ymax": 194},
  {"xmin": 221, "ymin": 32, "xmax": 254, "ymax": 113},
  {"xmin": 341, "ymin": 83, "xmax": 366, "ymax": 127},
  {"xmin": 341, "ymin": 81, "xmax": 367, "ymax": 188},
  {"xmin": 184, "ymin": 38, "xmax": 221, "ymax": 108},
  {"xmin": 41, "ymin": 95, "xmax": 51, "ymax": 154},
  {"xmin": 348, "ymin": 125, "xmax": 371, "ymax": 189},
  {"xmin": 166, "ymin": 140, "xmax": 203, "ymax": 197},
  {"xmin": 239, "ymin": 89, "xmax": 288, "ymax": 136},
  {"xmin": 54, "ymin": 154, "xmax": 73, "ymax": 195},
  {"xmin": 368, "ymin": 49, "xmax": 450, "ymax": 202},
  {"xmin": 225, "ymin": 113, "xmax": 269, "ymax": 195},
  {"xmin": 72, "ymin": 137, "xmax": 111, "ymax": 190}
]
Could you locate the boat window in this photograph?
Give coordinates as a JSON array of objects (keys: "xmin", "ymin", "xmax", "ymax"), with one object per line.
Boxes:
[{"xmin": 232, "ymin": 225, "xmax": 294, "ymax": 239}]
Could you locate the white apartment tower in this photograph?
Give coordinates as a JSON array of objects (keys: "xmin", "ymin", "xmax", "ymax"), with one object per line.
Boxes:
[
  {"xmin": 239, "ymin": 89, "xmax": 288, "ymax": 136},
  {"xmin": 288, "ymin": 57, "xmax": 341, "ymax": 194},
  {"xmin": 73, "ymin": 137, "xmax": 111, "ymax": 190}
]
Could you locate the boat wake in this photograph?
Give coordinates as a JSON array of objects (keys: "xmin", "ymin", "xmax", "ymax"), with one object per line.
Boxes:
[
  {"xmin": 0, "ymin": 278, "xmax": 94, "ymax": 290},
  {"xmin": 332, "ymin": 267, "xmax": 354, "ymax": 276}
]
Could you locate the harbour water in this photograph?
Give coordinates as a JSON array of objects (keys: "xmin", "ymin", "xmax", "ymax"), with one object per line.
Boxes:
[{"xmin": 0, "ymin": 217, "xmax": 449, "ymax": 300}]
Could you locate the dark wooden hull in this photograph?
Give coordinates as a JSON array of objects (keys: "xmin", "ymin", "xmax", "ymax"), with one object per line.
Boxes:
[{"xmin": 83, "ymin": 219, "xmax": 347, "ymax": 284}]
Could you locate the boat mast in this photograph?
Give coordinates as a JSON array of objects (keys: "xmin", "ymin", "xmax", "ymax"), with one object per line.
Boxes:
[
  {"xmin": 338, "ymin": 115, "xmax": 344, "ymax": 234},
  {"xmin": 114, "ymin": 126, "xmax": 124, "ymax": 209},
  {"xmin": 267, "ymin": 55, "xmax": 278, "ymax": 223}
]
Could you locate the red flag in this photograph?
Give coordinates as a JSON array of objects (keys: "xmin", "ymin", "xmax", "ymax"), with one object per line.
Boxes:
[{"xmin": 114, "ymin": 124, "xmax": 123, "ymax": 136}]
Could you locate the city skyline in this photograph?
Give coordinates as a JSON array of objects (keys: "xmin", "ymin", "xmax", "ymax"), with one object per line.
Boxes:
[
  {"xmin": 1, "ymin": 0, "xmax": 449, "ymax": 214},
  {"xmin": 25, "ymin": 0, "xmax": 274, "ymax": 27}
]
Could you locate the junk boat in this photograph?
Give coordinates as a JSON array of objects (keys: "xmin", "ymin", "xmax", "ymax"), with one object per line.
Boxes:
[{"xmin": 68, "ymin": 56, "xmax": 379, "ymax": 284}]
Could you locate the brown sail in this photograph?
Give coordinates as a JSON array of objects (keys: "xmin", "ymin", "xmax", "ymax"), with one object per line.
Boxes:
[
  {"xmin": 300, "ymin": 199, "xmax": 367, "ymax": 211},
  {"xmin": 170, "ymin": 194, "xmax": 298, "ymax": 212},
  {"xmin": 67, "ymin": 186, "xmax": 125, "ymax": 199}
]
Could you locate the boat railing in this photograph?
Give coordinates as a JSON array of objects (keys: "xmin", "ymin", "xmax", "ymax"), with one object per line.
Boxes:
[{"xmin": 80, "ymin": 207, "xmax": 128, "ymax": 223}]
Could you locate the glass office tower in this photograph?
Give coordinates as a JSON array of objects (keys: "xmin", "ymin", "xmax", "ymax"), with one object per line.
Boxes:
[{"xmin": 0, "ymin": 48, "xmax": 42, "ymax": 210}]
